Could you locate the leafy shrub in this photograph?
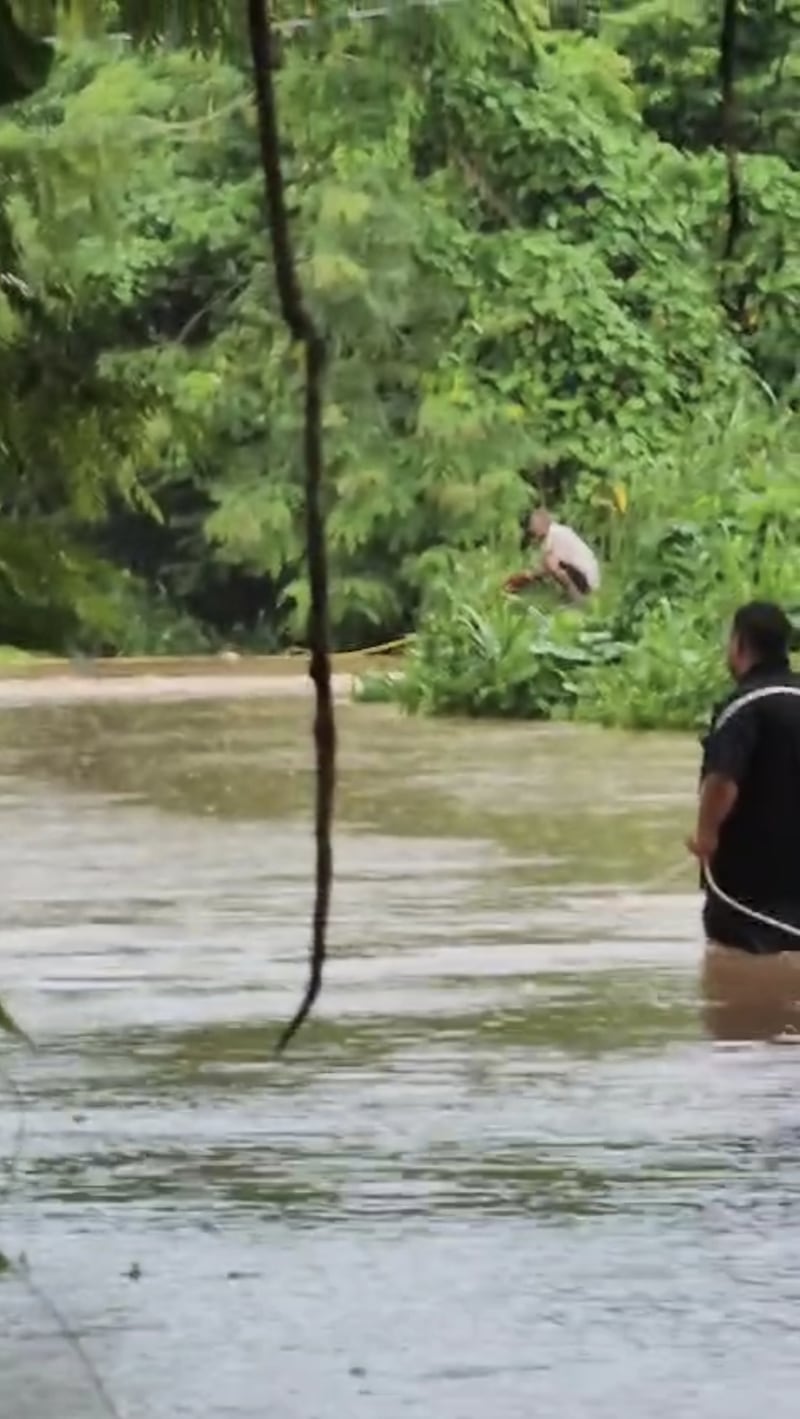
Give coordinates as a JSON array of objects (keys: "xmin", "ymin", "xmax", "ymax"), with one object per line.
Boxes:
[
  {"xmin": 388, "ymin": 555, "xmax": 626, "ymax": 719},
  {"xmin": 575, "ymin": 599, "xmax": 726, "ymax": 731},
  {"xmin": 370, "ymin": 426, "xmax": 800, "ymax": 734},
  {"xmin": 367, "ymin": 576, "xmax": 726, "ymax": 733},
  {"xmin": 81, "ymin": 575, "xmax": 216, "ymax": 657}
]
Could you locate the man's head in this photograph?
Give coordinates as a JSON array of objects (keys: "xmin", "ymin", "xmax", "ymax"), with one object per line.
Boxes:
[
  {"xmin": 728, "ymin": 601, "xmax": 792, "ymax": 680},
  {"xmin": 528, "ymin": 507, "xmax": 552, "ymax": 543}
]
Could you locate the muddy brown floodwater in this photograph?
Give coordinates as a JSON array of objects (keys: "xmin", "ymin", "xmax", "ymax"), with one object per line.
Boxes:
[{"xmin": 2, "ymin": 691, "xmax": 800, "ymax": 1419}]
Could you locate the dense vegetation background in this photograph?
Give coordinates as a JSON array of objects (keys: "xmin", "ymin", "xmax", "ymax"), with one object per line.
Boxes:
[{"xmin": 0, "ymin": 0, "xmax": 797, "ymax": 725}]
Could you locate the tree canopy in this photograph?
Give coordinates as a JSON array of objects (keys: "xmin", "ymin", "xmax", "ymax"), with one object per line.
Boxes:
[{"xmin": 0, "ymin": 1, "xmax": 797, "ymax": 685}]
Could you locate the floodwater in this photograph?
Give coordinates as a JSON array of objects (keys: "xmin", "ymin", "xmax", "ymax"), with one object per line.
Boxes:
[{"xmin": 1, "ymin": 694, "xmax": 800, "ymax": 1419}]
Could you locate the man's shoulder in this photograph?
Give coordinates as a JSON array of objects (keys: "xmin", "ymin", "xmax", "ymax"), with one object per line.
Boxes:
[
  {"xmin": 741, "ymin": 668, "xmax": 800, "ymax": 696},
  {"xmin": 717, "ymin": 670, "xmax": 800, "ymax": 726},
  {"xmin": 758, "ymin": 671, "xmax": 800, "ymax": 713}
]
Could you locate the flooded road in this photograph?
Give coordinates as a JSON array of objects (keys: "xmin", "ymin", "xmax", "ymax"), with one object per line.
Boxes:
[{"xmin": 2, "ymin": 697, "xmax": 800, "ymax": 1419}]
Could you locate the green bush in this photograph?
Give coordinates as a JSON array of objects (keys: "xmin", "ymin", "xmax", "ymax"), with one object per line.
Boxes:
[
  {"xmin": 575, "ymin": 600, "xmax": 726, "ymax": 731},
  {"xmin": 372, "ymin": 397, "xmax": 800, "ymax": 732},
  {"xmin": 369, "ymin": 574, "xmax": 727, "ymax": 732},
  {"xmin": 387, "ymin": 553, "xmax": 625, "ymax": 719}
]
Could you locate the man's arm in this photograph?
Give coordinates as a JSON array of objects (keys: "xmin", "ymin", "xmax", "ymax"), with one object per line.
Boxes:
[
  {"xmin": 503, "ymin": 567, "xmax": 545, "ymax": 592},
  {"xmin": 687, "ymin": 773, "xmax": 739, "ymax": 862},
  {"xmin": 687, "ymin": 701, "xmax": 758, "ymax": 861}
]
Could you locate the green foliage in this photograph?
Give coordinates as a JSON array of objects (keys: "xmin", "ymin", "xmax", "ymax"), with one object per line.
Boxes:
[
  {"xmin": 0, "ymin": 1, "xmax": 796, "ymax": 697},
  {"xmin": 604, "ymin": 0, "xmax": 799, "ymax": 164},
  {"xmin": 575, "ymin": 599, "xmax": 725, "ymax": 731},
  {"xmin": 388, "ymin": 551, "xmax": 626, "ymax": 718},
  {"xmin": 11, "ymin": 0, "xmax": 246, "ymax": 50},
  {"xmin": 381, "ymin": 570, "xmax": 735, "ymax": 732},
  {"xmin": 388, "ymin": 399, "xmax": 800, "ymax": 730}
]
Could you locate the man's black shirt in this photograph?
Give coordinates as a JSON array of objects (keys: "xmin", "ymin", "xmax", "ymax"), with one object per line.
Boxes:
[{"xmin": 701, "ymin": 664, "xmax": 800, "ymax": 950}]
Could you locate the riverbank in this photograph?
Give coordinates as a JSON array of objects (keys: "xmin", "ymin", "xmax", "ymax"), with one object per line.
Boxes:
[
  {"xmin": 0, "ymin": 654, "xmax": 392, "ymax": 706},
  {"xmin": 0, "ymin": 672, "xmax": 358, "ymax": 706}
]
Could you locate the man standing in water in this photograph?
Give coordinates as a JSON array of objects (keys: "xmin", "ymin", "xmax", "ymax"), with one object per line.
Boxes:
[
  {"xmin": 689, "ymin": 603, "xmax": 800, "ymax": 1035},
  {"xmin": 504, "ymin": 508, "xmax": 600, "ymax": 603}
]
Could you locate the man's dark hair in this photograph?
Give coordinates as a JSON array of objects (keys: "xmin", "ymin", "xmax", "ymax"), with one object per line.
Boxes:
[{"xmin": 732, "ymin": 601, "xmax": 792, "ymax": 668}]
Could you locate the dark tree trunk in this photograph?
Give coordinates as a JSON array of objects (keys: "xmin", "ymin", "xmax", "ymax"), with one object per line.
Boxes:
[{"xmin": 719, "ymin": 0, "xmax": 743, "ymax": 265}]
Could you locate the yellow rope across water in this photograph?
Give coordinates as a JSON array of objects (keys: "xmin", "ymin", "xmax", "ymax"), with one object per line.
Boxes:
[{"xmin": 335, "ymin": 635, "xmax": 413, "ymax": 659}]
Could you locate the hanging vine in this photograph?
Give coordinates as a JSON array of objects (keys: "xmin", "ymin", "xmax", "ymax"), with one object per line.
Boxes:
[{"xmin": 245, "ymin": 0, "xmax": 336, "ymax": 1055}]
